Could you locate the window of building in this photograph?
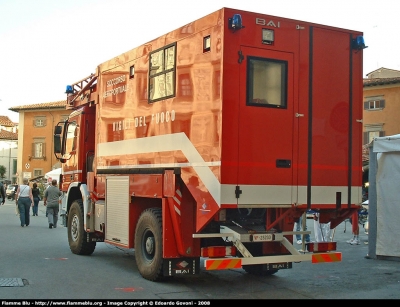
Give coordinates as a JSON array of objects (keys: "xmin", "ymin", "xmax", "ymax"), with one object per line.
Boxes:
[
  {"xmin": 130, "ymin": 65, "xmax": 135, "ymax": 79},
  {"xmin": 33, "ymin": 169, "xmax": 43, "ymax": 177},
  {"xmin": 148, "ymin": 43, "xmax": 176, "ymax": 103},
  {"xmin": 32, "ymin": 138, "xmax": 46, "ymax": 159},
  {"xmin": 34, "ymin": 116, "xmax": 47, "ymax": 127},
  {"xmin": 364, "ymin": 96, "xmax": 385, "ymax": 110},
  {"xmin": 246, "ymin": 57, "xmax": 287, "ymax": 108},
  {"xmin": 203, "ymin": 36, "xmax": 211, "ymax": 53},
  {"xmin": 363, "ymin": 124, "xmax": 385, "ymax": 144}
]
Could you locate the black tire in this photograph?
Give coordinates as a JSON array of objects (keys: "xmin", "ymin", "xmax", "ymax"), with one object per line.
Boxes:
[
  {"xmin": 134, "ymin": 208, "xmax": 164, "ymax": 281},
  {"xmin": 68, "ymin": 200, "xmax": 96, "ymax": 255},
  {"xmin": 242, "ymin": 264, "xmax": 278, "ymax": 276}
]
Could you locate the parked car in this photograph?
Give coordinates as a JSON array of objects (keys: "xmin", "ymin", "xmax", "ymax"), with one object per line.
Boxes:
[{"xmin": 6, "ymin": 184, "xmax": 18, "ymax": 200}]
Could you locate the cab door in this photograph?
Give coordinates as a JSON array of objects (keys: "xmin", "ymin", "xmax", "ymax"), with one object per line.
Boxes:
[{"xmin": 238, "ymin": 47, "xmax": 296, "ymax": 205}]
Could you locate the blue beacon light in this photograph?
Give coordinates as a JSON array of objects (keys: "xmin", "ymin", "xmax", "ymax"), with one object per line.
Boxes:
[
  {"xmin": 352, "ymin": 35, "xmax": 367, "ymax": 50},
  {"xmin": 65, "ymin": 85, "xmax": 74, "ymax": 94},
  {"xmin": 229, "ymin": 14, "xmax": 245, "ymax": 30}
]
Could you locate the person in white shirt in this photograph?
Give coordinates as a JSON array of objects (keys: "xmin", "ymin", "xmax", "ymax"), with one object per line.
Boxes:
[
  {"xmin": 15, "ymin": 178, "xmax": 34, "ymax": 227},
  {"xmin": 313, "ymin": 211, "xmax": 331, "ymax": 242}
]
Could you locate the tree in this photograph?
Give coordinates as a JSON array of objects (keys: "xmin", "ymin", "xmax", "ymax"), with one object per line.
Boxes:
[{"xmin": 0, "ymin": 165, "xmax": 6, "ymax": 179}]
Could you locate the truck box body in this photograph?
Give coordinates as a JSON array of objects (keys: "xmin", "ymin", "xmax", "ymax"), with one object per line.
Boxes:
[{"xmin": 55, "ymin": 7, "xmax": 365, "ymax": 281}]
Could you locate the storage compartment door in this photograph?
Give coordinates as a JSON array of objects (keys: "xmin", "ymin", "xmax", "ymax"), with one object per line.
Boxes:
[{"xmin": 105, "ymin": 176, "xmax": 130, "ymax": 246}]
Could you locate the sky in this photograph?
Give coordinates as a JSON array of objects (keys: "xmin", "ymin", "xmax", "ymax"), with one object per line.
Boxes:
[{"xmin": 0, "ymin": 0, "xmax": 398, "ymax": 123}]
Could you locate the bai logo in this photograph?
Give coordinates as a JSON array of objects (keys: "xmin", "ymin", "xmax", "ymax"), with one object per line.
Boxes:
[{"xmin": 255, "ymin": 18, "xmax": 280, "ymax": 28}]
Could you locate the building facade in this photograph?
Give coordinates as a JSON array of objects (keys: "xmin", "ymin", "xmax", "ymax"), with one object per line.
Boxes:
[
  {"xmin": 0, "ymin": 116, "xmax": 18, "ymax": 184},
  {"xmin": 363, "ymin": 67, "xmax": 400, "ymax": 144},
  {"xmin": 9, "ymin": 101, "xmax": 68, "ymax": 184},
  {"xmin": 362, "ymin": 67, "xmax": 400, "ymax": 192}
]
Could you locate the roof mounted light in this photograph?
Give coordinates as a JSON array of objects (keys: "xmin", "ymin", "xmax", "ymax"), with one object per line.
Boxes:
[
  {"xmin": 352, "ymin": 35, "xmax": 367, "ymax": 50},
  {"xmin": 65, "ymin": 85, "xmax": 74, "ymax": 94},
  {"xmin": 228, "ymin": 14, "xmax": 245, "ymax": 31},
  {"xmin": 262, "ymin": 29, "xmax": 275, "ymax": 45}
]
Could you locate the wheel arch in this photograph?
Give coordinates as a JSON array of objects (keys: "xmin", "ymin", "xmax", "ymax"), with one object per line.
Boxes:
[
  {"xmin": 130, "ymin": 197, "xmax": 162, "ymax": 248},
  {"xmin": 68, "ymin": 199, "xmax": 96, "ymax": 255},
  {"xmin": 65, "ymin": 182, "xmax": 90, "ymax": 226}
]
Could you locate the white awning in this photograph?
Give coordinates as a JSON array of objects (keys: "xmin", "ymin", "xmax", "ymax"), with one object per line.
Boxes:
[{"xmin": 45, "ymin": 168, "xmax": 62, "ymax": 183}]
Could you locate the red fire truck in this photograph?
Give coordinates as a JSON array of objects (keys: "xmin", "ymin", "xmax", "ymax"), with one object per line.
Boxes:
[{"xmin": 54, "ymin": 7, "xmax": 366, "ymax": 281}]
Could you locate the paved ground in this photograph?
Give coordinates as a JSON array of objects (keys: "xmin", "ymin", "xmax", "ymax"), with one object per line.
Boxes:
[{"xmin": 1, "ymin": 196, "xmax": 400, "ymax": 300}]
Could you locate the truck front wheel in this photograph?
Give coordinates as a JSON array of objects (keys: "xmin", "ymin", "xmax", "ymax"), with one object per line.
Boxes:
[
  {"xmin": 68, "ymin": 200, "xmax": 96, "ymax": 255},
  {"xmin": 134, "ymin": 208, "xmax": 164, "ymax": 281}
]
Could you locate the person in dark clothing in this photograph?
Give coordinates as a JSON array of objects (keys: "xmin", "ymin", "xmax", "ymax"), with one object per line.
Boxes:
[
  {"xmin": 31, "ymin": 182, "xmax": 40, "ymax": 216},
  {"xmin": 0, "ymin": 182, "xmax": 5, "ymax": 205}
]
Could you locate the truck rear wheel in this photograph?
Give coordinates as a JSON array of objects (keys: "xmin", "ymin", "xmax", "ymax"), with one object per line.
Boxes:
[
  {"xmin": 134, "ymin": 208, "xmax": 164, "ymax": 281},
  {"xmin": 68, "ymin": 200, "xmax": 96, "ymax": 255},
  {"xmin": 243, "ymin": 264, "xmax": 278, "ymax": 276},
  {"xmin": 241, "ymin": 243, "xmax": 278, "ymax": 276}
]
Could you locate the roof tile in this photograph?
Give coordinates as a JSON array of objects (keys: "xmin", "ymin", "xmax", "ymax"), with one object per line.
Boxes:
[
  {"xmin": 9, "ymin": 100, "xmax": 67, "ymax": 112},
  {"xmin": 0, "ymin": 129, "xmax": 18, "ymax": 140},
  {"xmin": 0, "ymin": 116, "xmax": 16, "ymax": 126},
  {"xmin": 363, "ymin": 77, "xmax": 400, "ymax": 87}
]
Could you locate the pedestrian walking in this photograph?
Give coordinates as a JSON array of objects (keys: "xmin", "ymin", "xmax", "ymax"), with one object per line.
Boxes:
[
  {"xmin": 15, "ymin": 178, "xmax": 34, "ymax": 227},
  {"xmin": 0, "ymin": 181, "xmax": 5, "ymax": 205},
  {"xmin": 347, "ymin": 211, "xmax": 360, "ymax": 245},
  {"xmin": 313, "ymin": 211, "xmax": 331, "ymax": 242},
  {"xmin": 31, "ymin": 182, "xmax": 40, "ymax": 216},
  {"xmin": 295, "ymin": 215, "xmax": 311, "ymax": 244},
  {"xmin": 43, "ymin": 179, "xmax": 62, "ymax": 229}
]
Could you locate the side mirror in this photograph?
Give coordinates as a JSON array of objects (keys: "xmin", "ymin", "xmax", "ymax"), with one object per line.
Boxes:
[
  {"xmin": 54, "ymin": 126, "xmax": 63, "ymax": 135},
  {"xmin": 54, "ymin": 135, "xmax": 62, "ymax": 154}
]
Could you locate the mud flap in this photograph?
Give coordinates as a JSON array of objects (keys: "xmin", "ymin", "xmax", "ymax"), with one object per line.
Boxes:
[
  {"xmin": 264, "ymin": 262, "xmax": 292, "ymax": 270},
  {"xmin": 88, "ymin": 232, "xmax": 104, "ymax": 242},
  {"xmin": 163, "ymin": 258, "xmax": 200, "ymax": 276}
]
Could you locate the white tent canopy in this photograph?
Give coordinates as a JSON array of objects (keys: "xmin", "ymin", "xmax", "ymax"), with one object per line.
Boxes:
[
  {"xmin": 368, "ymin": 134, "xmax": 400, "ymax": 260},
  {"xmin": 45, "ymin": 168, "xmax": 62, "ymax": 183}
]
